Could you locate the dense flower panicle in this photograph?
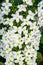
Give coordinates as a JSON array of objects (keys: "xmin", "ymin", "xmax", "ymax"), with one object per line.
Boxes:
[
  {"xmin": 0, "ymin": 23, "xmax": 41, "ymax": 65},
  {"xmin": 0, "ymin": 0, "xmax": 42, "ymax": 65}
]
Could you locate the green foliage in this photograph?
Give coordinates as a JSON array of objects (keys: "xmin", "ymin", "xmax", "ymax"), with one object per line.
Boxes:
[
  {"xmin": 13, "ymin": 20, "xmax": 22, "ymax": 27},
  {"xmin": 39, "ymin": 28, "xmax": 43, "ymax": 54},
  {"xmin": 38, "ymin": 62, "xmax": 43, "ymax": 65},
  {"xmin": 12, "ymin": 46, "xmax": 19, "ymax": 51},
  {"xmin": 37, "ymin": 52, "xmax": 43, "ymax": 65},
  {"xmin": 40, "ymin": 36, "xmax": 43, "ymax": 44},
  {"xmin": 40, "ymin": 28, "xmax": 43, "ymax": 44},
  {"xmin": 0, "ymin": 62, "xmax": 5, "ymax": 65},
  {"xmin": 37, "ymin": 52, "xmax": 42, "ymax": 62},
  {"xmin": 10, "ymin": 0, "xmax": 23, "ymax": 5}
]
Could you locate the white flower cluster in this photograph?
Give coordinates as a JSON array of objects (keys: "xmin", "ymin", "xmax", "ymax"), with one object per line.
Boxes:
[
  {"xmin": 0, "ymin": 0, "xmax": 12, "ymax": 24},
  {"xmin": 2, "ymin": 0, "xmax": 12, "ymax": 15},
  {"xmin": 38, "ymin": 0, "xmax": 43, "ymax": 27},
  {"xmin": 0, "ymin": 0, "xmax": 42, "ymax": 65},
  {"xmin": 0, "ymin": 24, "xmax": 41, "ymax": 65}
]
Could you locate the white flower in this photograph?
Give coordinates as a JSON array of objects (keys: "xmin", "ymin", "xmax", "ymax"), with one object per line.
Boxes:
[
  {"xmin": 2, "ymin": 0, "xmax": 12, "ymax": 8},
  {"xmin": 38, "ymin": 17, "xmax": 43, "ymax": 27},
  {"xmin": 0, "ymin": 50, "xmax": 5, "ymax": 57},
  {"xmin": 2, "ymin": 35, "xmax": 9, "ymax": 44},
  {"xmin": 32, "ymin": 62, "xmax": 37, "ymax": 65},
  {"xmin": 11, "ymin": 26, "xmax": 22, "ymax": 34},
  {"xmin": 17, "ymin": 42, "xmax": 23, "ymax": 49},
  {"xmin": 34, "ymin": 43, "xmax": 39, "ymax": 50},
  {"xmin": 25, "ymin": 55, "xmax": 31, "ymax": 62},
  {"xmin": 12, "ymin": 26, "xmax": 18, "ymax": 32},
  {"xmin": 1, "ymin": 7, "xmax": 10, "ymax": 15},
  {"xmin": 38, "ymin": 0, "xmax": 43, "ymax": 7},
  {"xmin": 37, "ymin": 0, "xmax": 43, "ymax": 27},
  {"xmin": 24, "ymin": 45, "xmax": 34, "ymax": 54},
  {"xmin": 22, "ymin": 26, "xmax": 28, "ymax": 35},
  {"xmin": 4, "ymin": 45, "xmax": 11, "ymax": 53},
  {"xmin": 31, "ymin": 49, "xmax": 37, "ymax": 58},
  {"xmin": 22, "ymin": 18, "xmax": 32, "ymax": 26},
  {"xmin": 27, "ymin": 62, "xmax": 33, "ymax": 65},
  {"xmin": 13, "ymin": 51, "xmax": 22, "ymax": 59},
  {"xmin": 17, "ymin": 57, "xmax": 24, "ymax": 65},
  {"xmin": 23, "ymin": 0, "xmax": 33, "ymax": 5},
  {"xmin": 18, "ymin": 4, "xmax": 27, "ymax": 12},
  {"xmin": 5, "ymin": 18, "xmax": 14, "ymax": 26},
  {"xmin": 0, "ymin": 27, "xmax": 6, "ymax": 35},
  {"xmin": 5, "ymin": 60, "xmax": 13, "ymax": 65},
  {"xmin": 8, "ymin": 52, "xmax": 14, "ymax": 61},
  {"xmin": 27, "ymin": 10, "xmax": 35, "ymax": 20},
  {"xmin": 0, "ymin": 18, "xmax": 6, "ymax": 24},
  {"xmin": 17, "ymin": 26, "xmax": 22, "ymax": 34},
  {"xmin": 30, "ymin": 22, "xmax": 36, "ymax": 30},
  {"xmin": 24, "ymin": 36, "xmax": 30, "ymax": 44},
  {"xmin": 12, "ymin": 12, "xmax": 23, "ymax": 23},
  {"xmin": 38, "ymin": 1, "xmax": 43, "ymax": 19},
  {"xmin": 38, "ymin": 7, "xmax": 43, "ymax": 18}
]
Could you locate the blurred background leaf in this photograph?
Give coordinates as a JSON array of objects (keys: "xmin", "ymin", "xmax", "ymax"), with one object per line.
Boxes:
[
  {"xmin": 37, "ymin": 52, "xmax": 42, "ymax": 62},
  {"xmin": 0, "ymin": 62, "xmax": 5, "ymax": 65},
  {"xmin": 10, "ymin": 0, "xmax": 23, "ymax": 5}
]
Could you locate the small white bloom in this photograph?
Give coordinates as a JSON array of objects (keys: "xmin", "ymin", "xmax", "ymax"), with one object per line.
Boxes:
[
  {"xmin": 2, "ymin": 36, "xmax": 9, "ymax": 44},
  {"xmin": 27, "ymin": 10, "xmax": 35, "ymax": 20},
  {"xmin": 22, "ymin": 18, "xmax": 32, "ymax": 26},
  {"xmin": 0, "ymin": 50, "xmax": 5, "ymax": 57},
  {"xmin": 5, "ymin": 60, "xmax": 12, "ymax": 65},
  {"xmin": 38, "ymin": 7, "xmax": 43, "ymax": 18},
  {"xmin": 0, "ymin": 18, "xmax": 6, "ymax": 24},
  {"xmin": 8, "ymin": 52, "xmax": 14, "ymax": 61},
  {"xmin": 38, "ymin": 17, "xmax": 43, "ymax": 27},
  {"xmin": 30, "ymin": 22, "xmax": 36, "ymax": 30},
  {"xmin": 2, "ymin": 0, "xmax": 12, "ymax": 8},
  {"xmin": 4, "ymin": 45, "xmax": 11, "ymax": 53},
  {"xmin": 18, "ymin": 4, "xmax": 27, "ymax": 12},
  {"xmin": 1, "ymin": 7, "xmax": 10, "ymax": 15},
  {"xmin": 12, "ymin": 12, "xmax": 23, "ymax": 23},
  {"xmin": 0, "ymin": 27, "xmax": 6, "ymax": 35},
  {"xmin": 5, "ymin": 18, "xmax": 14, "ymax": 26},
  {"xmin": 23, "ymin": 0, "xmax": 33, "ymax": 5}
]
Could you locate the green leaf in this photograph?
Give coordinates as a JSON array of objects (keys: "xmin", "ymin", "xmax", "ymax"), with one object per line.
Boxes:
[
  {"xmin": 0, "ymin": 35, "xmax": 2, "ymax": 39},
  {"xmin": 32, "ymin": 0, "xmax": 35, "ymax": 4},
  {"xmin": 10, "ymin": 0, "xmax": 23, "ymax": 5},
  {"xmin": 37, "ymin": 62, "xmax": 43, "ymax": 65},
  {"xmin": 0, "ymin": 62, "xmax": 5, "ymax": 65},
  {"xmin": 40, "ymin": 36, "xmax": 43, "ymax": 44},
  {"xmin": 12, "ymin": 46, "xmax": 19, "ymax": 51},
  {"xmin": 40, "ymin": 28, "xmax": 43, "ymax": 44},
  {"xmin": 33, "ymin": 0, "xmax": 41, "ymax": 6},
  {"xmin": 37, "ymin": 52, "xmax": 42, "ymax": 62}
]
